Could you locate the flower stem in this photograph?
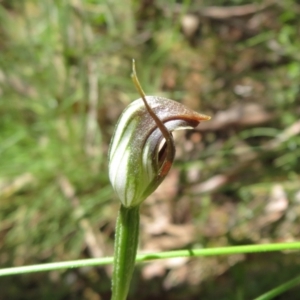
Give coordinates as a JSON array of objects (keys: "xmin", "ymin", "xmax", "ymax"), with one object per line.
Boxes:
[{"xmin": 111, "ymin": 204, "xmax": 140, "ymax": 300}]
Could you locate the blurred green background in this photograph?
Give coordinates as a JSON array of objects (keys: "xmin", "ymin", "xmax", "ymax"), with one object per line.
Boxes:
[{"xmin": 0, "ymin": 0, "xmax": 300, "ymax": 299}]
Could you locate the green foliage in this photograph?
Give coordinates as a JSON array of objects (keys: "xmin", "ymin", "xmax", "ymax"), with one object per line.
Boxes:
[{"xmin": 0, "ymin": 0, "xmax": 300, "ymax": 299}]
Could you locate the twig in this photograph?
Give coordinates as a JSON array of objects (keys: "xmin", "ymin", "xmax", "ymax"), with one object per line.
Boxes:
[
  {"xmin": 85, "ymin": 60, "xmax": 99, "ymax": 157},
  {"xmin": 167, "ymin": 1, "xmax": 276, "ymax": 20},
  {"xmin": 0, "ymin": 173, "xmax": 34, "ymax": 199},
  {"xmin": 199, "ymin": 2, "xmax": 275, "ymax": 19}
]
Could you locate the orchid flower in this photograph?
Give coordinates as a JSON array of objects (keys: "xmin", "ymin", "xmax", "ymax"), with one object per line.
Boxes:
[
  {"xmin": 109, "ymin": 60, "xmax": 210, "ymax": 207},
  {"xmin": 110, "ymin": 60, "xmax": 210, "ymax": 300}
]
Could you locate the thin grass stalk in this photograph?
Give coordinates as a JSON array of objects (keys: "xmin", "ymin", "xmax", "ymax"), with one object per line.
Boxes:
[
  {"xmin": 254, "ymin": 274, "xmax": 300, "ymax": 300},
  {"xmin": 0, "ymin": 242, "xmax": 300, "ymax": 277}
]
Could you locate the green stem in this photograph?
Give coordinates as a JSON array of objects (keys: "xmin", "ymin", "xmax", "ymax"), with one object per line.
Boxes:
[{"xmin": 111, "ymin": 204, "xmax": 140, "ymax": 300}]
